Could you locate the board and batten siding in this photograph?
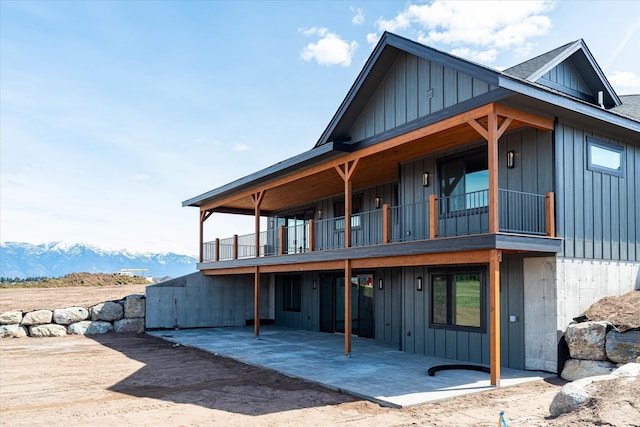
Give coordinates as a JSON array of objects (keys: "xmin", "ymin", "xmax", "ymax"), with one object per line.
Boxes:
[
  {"xmin": 540, "ymin": 59, "xmax": 592, "ymax": 97},
  {"xmin": 555, "ymin": 121, "xmax": 640, "ymax": 261},
  {"xmin": 274, "ymin": 272, "xmax": 319, "ymax": 332},
  {"xmin": 349, "ymin": 52, "xmax": 497, "ymax": 142}
]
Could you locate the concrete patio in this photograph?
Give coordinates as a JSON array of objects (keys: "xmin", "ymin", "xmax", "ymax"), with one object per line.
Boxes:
[{"xmin": 147, "ymin": 326, "xmax": 552, "ymax": 408}]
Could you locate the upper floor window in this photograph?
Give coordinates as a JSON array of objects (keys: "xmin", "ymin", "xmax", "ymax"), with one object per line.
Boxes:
[
  {"xmin": 334, "ymin": 197, "xmax": 362, "ymax": 230},
  {"xmin": 587, "ymin": 136, "xmax": 625, "ymax": 177},
  {"xmin": 438, "ymin": 150, "xmax": 488, "ymax": 213}
]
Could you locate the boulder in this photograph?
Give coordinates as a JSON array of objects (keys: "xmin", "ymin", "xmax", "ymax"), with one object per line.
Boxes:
[
  {"xmin": 21, "ymin": 309, "xmax": 53, "ymax": 326},
  {"xmin": 0, "ymin": 311, "xmax": 23, "ymax": 325},
  {"xmin": 0, "ymin": 324, "xmax": 29, "ymax": 338},
  {"xmin": 561, "ymin": 359, "xmax": 617, "ymax": 381},
  {"xmin": 124, "ymin": 294, "xmax": 145, "ymax": 318},
  {"xmin": 549, "ymin": 375, "xmax": 599, "ymax": 416},
  {"xmin": 114, "ymin": 318, "xmax": 144, "ymax": 333},
  {"xmin": 565, "ymin": 321, "xmax": 609, "ymax": 360},
  {"xmin": 29, "ymin": 324, "xmax": 67, "ymax": 337},
  {"xmin": 605, "ymin": 330, "xmax": 640, "ymax": 364},
  {"xmin": 90, "ymin": 301, "xmax": 123, "ymax": 322},
  {"xmin": 611, "ymin": 362, "xmax": 640, "ymax": 377},
  {"xmin": 68, "ymin": 321, "xmax": 113, "ymax": 335},
  {"xmin": 53, "ymin": 307, "xmax": 89, "ymax": 325}
]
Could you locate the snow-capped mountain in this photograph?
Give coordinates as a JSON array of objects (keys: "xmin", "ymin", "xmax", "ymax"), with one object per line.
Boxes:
[{"xmin": 0, "ymin": 242, "xmax": 197, "ymax": 279}]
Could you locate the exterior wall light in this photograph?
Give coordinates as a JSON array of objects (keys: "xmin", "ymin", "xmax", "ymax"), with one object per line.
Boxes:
[
  {"xmin": 313, "ymin": 279, "xmax": 317, "ymax": 290},
  {"xmin": 416, "ymin": 276, "xmax": 423, "ymax": 291},
  {"xmin": 378, "ymin": 278, "xmax": 383, "ymax": 290},
  {"xmin": 317, "ymin": 209, "xmax": 322, "ymax": 220},
  {"xmin": 507, "ymin": 150, "xmax": 515, "ymax": 169},
  {"xmin": 422, "ymin": 172, "xmax": 430, "ymax": 187},
  {"xmin": 374, "ymin": 197, "xmax": 381, "ymax": 209}
]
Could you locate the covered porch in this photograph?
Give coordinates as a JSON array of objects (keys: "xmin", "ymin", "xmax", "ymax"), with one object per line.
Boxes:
[{"xmin": 147, "ymin": 326, "xmax": 552, "ymax": 408}]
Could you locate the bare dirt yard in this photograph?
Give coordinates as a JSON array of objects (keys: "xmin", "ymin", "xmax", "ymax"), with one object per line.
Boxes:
[{"xmin": 1, "ymin": 286, "xmax": 638, "ymax": 426}]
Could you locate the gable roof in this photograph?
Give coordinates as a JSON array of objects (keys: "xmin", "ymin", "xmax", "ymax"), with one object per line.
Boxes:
[
  {"xmin": 314, "ymin": 32, "xmax": 503, "ymax": 148},
  {"xmin": 503, "ymin": 39, "xmax": 621, "ymax": 108}
]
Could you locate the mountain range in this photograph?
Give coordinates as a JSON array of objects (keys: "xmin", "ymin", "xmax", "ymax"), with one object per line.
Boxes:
[{"xmin": 0, "ymin": 242, "xmax": 197, "ymax": 279}]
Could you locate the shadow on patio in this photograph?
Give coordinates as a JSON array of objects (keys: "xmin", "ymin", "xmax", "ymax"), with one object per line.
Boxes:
[{"xmin": 146, "ymin": 325, "xmax": 553, "ymax": 408}]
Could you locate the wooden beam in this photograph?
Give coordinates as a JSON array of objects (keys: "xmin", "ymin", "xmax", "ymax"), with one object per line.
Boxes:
[
  {"xmin": 252, "ymin": 191, "xmax": 265, "ymax": 258},
  {"xmin": 309, "ymin": 219, "xmax": 315, "ymax": 252},
  {"xmin": 546, "ymin": 192, "xmax": 556, "ymax": 237},
  {"xmin": 254, "ymin": 266, "xmax": 260, "ymax": 338},
  {"xmin": 489, "ymin": 249, "xmax": 501, "ymax": 386},
  {"xmin": 198, "ymin": 210, "xmax": 214, "ymax": 263},
  {"xmin": 494, "ymin": 104, "xmax": 554, "ymax": 131},
  {"xmin": 335, "ymin": 159, "xmax": 359, "ymax": 248},
  {"xmin": 429, "ymin": 194, "xmax": 438, "ymax": 239},
  {"xmin": 214, "ymin": 238, "xmax": 220, "ymax": 262},
  {"xmin": 467, "ymin": 119, "xmax": 488, "ymax": 140},
  {"xmin": 344, "ymin": 259, "xmax": 352, "ymax": 357},
  {"xmin": 279, "ymin": 225, "xmax": 285, "ymax": 255},
  {"xmin": 488, "ymin": 112, "xmax": 499, "ymax": 234},
  {"xmin": 233, "ymin": 234, "xmax": 238, "ymax": 260},
  {"xmin": 382, "ymin": 204, "xmax": 390, "ymax": 244}
]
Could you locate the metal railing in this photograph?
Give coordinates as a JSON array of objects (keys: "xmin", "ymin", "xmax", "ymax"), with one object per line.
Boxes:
[{"xmin": 201, "ymin": 189, "xmax": 553, "ymax": 262}]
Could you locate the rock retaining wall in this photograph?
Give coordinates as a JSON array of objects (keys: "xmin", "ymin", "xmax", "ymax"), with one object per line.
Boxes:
[
  {"xmin": 561, "ymin": 320, "xmax": 640, "ymax": 381},
  {"xmin": 0, "ymin": 294, "xmax": 145, "ymax": 338}
]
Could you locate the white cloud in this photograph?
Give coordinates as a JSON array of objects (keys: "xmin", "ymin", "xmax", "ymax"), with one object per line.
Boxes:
[
  {"xmin": 608, "ymin": 70, "xmax": 640, "ymax": 94},
  {"xmin": 371, "ymin": 0, "xmax": 554, "ymax": 63},
  {"xmin": 300, "ymin": 27, "xmax": 358, "ymax": 67},
  {"xmin": 450, "ymin": 47, "xmax": 499, "ymax": 64},
  {"xmin": 351, "ymin": 7, "xmax": 365, "ymax": 25},
  {"xmin": 366, "ymin": 32, "xmax": 380, "ymax": 45},
  {"xmin": 233, "ymin": 143, "xmax": 249, "ymax": 152}
]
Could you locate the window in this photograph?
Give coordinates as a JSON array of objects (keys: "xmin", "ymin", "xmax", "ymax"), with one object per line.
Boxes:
[
  {"xmin": 438, "ymin": 150, "xmax": 488, "ymax": 213},
  {"xmin": 334, "ymin": 197, "xmax": 362, "ymax": 230},
  {"xmin": 430, "ymin": 270, "xmax": 484, "ymax": 331},
  {"xmin": 282, "ymin": 275, "xmax": 302, "ymax": 312},
  {"xmin": 587, "ymin": 136, "xmax": 625, "ymax": 177}
]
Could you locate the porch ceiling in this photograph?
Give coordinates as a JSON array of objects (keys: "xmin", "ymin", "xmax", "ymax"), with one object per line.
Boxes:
[{"xmin": 201, "ymin": 103, "xmax": 552, "ymax": 215}]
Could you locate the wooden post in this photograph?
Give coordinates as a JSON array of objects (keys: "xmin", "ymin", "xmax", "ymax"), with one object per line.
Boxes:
[
  {"xmin": 335, "ymin": 159, "xmax": 359, "ymax": 249},
  {"xmin": 252, "ymin": 191, "xmax": 265, "ymax": 258},
  {"xmin": 233, "ymin": 234, "xmax": 238, "ymax": 260},
  {"xmin": 199, "ymin": 210, "xmax": 212, "ymax": 263},
  {"xmin": 279, "ymin": 225, "xmax": 285, "ymax": 255},
  {"xmin": 429, "ymin": 194, "xmax": 438, "ymax": 239},
  {"xmin": 308, "ymin": 219, "xmax": 315, "ymax": 252},
  {"xmin": 488, "ymin": 112, "xmax": 499, "ymax": 234},
  {"xmin": 214, "ymin": 238, "xmax": 220, "ymax": 262},
  {"xmin": 382, "ymin": 204, "xmax": 390, "ymax": 244},
  {"xmin": 546, "ymin": 192, "xmax": 555, "ymax": 237},
  {"xmin": 344, "ymin": 258, "xmax": 352, "ymax": 357},
  {"xmin": 489, "ymin": 249, "xmax": 501, "ymax": 386},
  {"xmin": 254, "ymin": 266, "xmax": 260, "ymax": 338}
]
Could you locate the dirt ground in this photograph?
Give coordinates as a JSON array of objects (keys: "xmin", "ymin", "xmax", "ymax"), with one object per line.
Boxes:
[{"xmin": 1, "ymin": 286, "xmax": 638, "ymax": 426}]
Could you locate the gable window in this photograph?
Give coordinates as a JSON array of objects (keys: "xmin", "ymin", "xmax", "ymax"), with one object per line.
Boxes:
[
  {"xmin": 430, "ymin": 270, "xmax": 484, "ymax": 332},
  {"xmin": 587, "ymin": 136, "xmax": 624, "ymax": 177},
  {"xmin": 438, "ymin": 150, "xmax": 488, "ymax": 213},
  {"xmin": 282, "ymin": 275, "xmax": 302, "ymax": 312}
]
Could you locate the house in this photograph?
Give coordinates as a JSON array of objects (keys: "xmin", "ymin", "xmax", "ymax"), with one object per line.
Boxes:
[{"xmin": 146, "ymin": 32, "xmax": 640, "ymax": 385}]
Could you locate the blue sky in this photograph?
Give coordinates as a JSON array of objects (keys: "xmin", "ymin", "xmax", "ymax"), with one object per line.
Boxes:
[{"xmin": 1, "ymin": 1, "xmax": 639, "ymax": 256}]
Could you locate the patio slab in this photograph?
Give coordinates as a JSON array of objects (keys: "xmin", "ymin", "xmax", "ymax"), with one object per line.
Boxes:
[{"xmin": 147, "ymin": 326, "xmax": 552, "ymax": 408}]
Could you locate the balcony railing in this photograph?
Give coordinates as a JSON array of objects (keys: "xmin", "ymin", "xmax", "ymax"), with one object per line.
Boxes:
[{"xmin": 202, "ymin": 189, "xmax": 555, "ymax": 262}]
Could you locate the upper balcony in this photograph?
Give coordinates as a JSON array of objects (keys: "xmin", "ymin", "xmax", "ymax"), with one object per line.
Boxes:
[{"xmin": 201, "ymin": 188, "xmax": 558, "ymax": 265}]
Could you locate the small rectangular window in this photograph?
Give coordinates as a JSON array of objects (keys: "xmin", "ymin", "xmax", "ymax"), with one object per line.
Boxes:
[
  {"xmin": 282, "ymin": 275, "xmax": 301, "ymax": 312},
  {"xmin": 430, "ymin": 270, "xmax": 484, "ymax": 332},
  {"xmin": 587, "ymin": 136, "xmax": 624, "ymax": 177}
]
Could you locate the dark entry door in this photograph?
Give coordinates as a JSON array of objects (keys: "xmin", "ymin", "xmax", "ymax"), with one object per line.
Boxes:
[{"xmin": 319, "ymin": 274, "xmax": 374, "ymax": 338}]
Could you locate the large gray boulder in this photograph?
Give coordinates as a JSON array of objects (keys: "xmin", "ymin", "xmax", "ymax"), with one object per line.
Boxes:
[
  {"xmin": 606, "ymin": 330, "xmax": 640, "ymax": 364},
  {"xmin": 21, "ymin": 309, "xmax": 53, "ymax": 326},
  {"xmin": 29, "ymin": 324, "xmax": 67, "ymax": 337},
  {"xmin": 565, "ymin": 321, "xmax": 609, "ymax": 360},
  {"xmin": 551, "ymin": 363, "xmax": 640, "ymax": 417},
  {"xmin": 560, "ymin": 359, "xmax": 617, "ymax": 381},
  {"xmin": 53, "ymin": 307, "xmax": 89, "ymax": 325},
  {"xmin": 68, "ymin": 321, "xmax": 113, "ymax": 335},
  {"xmin": 114, "ymin": 318, "xmax": 144, "ymax": 333},
  {"xmin": 0, "ymin": 324, "xmax": 29, "ymax": 338},
  {"xmin": 124, "ymin": 294, "xmax": 145, "ymax": 318},
  {"xmin": 0, "ymin": 311, "xmax": 23, "ymax": 325},
  {"xmin": 90, "ymin": 301, "xmax": 123, "ymax": 322}
]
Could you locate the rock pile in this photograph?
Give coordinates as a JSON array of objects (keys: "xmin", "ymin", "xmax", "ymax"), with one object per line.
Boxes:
[{"xmin": 0, "ymin": 294, "xmax": 145, "ymax": 338}]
